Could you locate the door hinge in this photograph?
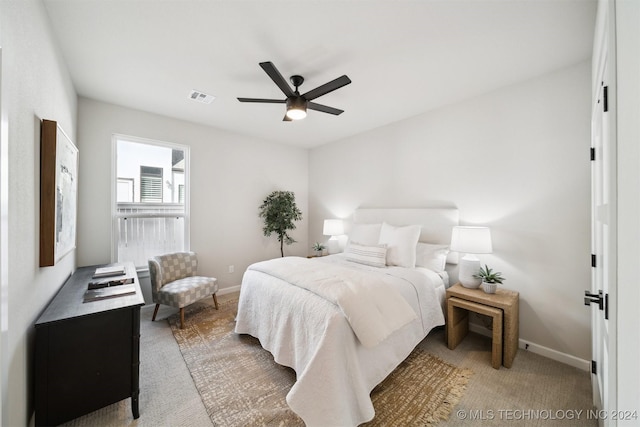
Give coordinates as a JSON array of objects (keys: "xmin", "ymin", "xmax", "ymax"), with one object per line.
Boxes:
[
  {"xmin": 590, "ymin": 147, "xmax": 595, "ymax": 161},
  {"xmin": 592, "ymin": 360, "xmax": 597, "ymax": 374},
  {"xmin": 603, "ymin": 86, "xmax": 608, "ymax": 112},
  {"xmin": 591, "ymin": 254, "xmax": 596, "ymax": 268}
]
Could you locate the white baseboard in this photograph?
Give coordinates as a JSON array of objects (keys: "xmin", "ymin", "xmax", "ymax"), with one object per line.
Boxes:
[
  {"xmin": 218, "ymin": 285, "xmax": 241, "ymax": 295},
  {"xmin": 468, "ymin": 323, "xmax": 591, "ymax": 372}
]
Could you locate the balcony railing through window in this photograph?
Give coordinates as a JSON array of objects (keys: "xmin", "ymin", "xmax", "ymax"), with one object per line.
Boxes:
[{"xmin": 115, "ymin": 203, "xmax": 185, "ymax": 269}]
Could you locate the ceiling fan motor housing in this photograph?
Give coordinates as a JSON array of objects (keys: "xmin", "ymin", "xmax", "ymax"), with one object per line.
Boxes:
[{"xmin": 286, "ymin": 96, "xmax": 307, "ymax": 110}]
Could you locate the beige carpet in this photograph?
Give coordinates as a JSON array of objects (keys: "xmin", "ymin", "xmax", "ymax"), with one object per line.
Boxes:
[{"xmin": 169, "ymin": 299, "xmax": 472, "ymax": 426}]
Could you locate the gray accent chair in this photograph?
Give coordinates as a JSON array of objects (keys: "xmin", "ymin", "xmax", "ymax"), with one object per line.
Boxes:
[{"xmin": 148, "ymin": 251, "xmax": 219, "ymax": 329}]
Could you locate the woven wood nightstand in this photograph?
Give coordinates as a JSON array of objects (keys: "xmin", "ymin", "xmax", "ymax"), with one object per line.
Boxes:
[{"xmin": 446, "ymin": 283, "xmax": 519, "ymax": 369}]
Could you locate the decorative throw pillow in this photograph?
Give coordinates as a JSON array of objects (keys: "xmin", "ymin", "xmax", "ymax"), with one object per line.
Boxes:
[
  {"xmin": 378, "ymin": 222, "xmax": 421, "ymax": 268},
  {"xmin": 415, "ymin": 242, "xmax": 450, "ymax": 272},
  {"xmin": 344, "ymin": 241, "xmax": 387, "ymax": 267},
  {"xmin": 348, "ymin": 223, "xmax": 382, "ymax": 246}
]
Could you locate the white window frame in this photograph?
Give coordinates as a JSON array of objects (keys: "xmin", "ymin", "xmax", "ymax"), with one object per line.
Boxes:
[{"xmin": 111, "ymin": 134, "xmax": 190, "ymax": 270}]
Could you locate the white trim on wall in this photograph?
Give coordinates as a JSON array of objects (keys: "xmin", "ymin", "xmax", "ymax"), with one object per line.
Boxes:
[
  {"xmin": 0, "ymin": 43, "xmax": 7, "ymax": 427},
  {"xmin": 468, "ymin": 323, "xmax": 591, "ymax": 371},
  {"xmin": 217, "ymin": 285, "xmax": 241, "ymax": 296}
]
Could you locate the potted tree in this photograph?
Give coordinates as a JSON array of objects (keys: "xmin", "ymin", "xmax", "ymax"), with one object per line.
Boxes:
[
  {"xmin": 259, "ymin": 191, "xmax": 303, "ymax": 257},
  {"xmin": 473, "ymin": 265, "xmax": 505, "ymax": 294}
]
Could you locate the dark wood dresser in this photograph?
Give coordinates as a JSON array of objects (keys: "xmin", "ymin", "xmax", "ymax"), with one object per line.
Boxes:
[{"xmin": 35, "ymin": 262, "xmax": 145, "ymax": 426}]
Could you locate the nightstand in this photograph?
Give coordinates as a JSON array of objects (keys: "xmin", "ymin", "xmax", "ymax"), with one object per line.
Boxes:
[{"xmin": 446, "ymin": 283, "xmax": 519, "ymax": 369}]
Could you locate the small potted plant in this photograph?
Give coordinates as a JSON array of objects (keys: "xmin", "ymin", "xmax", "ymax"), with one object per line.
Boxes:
[
  {"xmin": 312, "ymin": 242, "xmax": 326, "ymax": 257},
  {"xmin": 473, "ymin": 265, "xmax": 505, "ymax": 294}
]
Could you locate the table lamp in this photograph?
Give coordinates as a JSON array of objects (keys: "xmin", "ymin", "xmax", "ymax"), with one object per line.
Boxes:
[
  {"xmin": 323, "ymin": 219, "xmax": 344, "ymax": 254},
  {"xmin": 450, "ymin": 226, "xmax": 492, "ymax": 288}
]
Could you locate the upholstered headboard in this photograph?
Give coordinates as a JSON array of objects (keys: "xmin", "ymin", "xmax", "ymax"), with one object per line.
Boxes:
[{"xmin": 353, "ymin": 208, "xmax": 459, "ymax": 264}]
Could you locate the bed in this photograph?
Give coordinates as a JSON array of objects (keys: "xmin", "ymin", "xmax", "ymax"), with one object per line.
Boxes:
[{"xmin": 234, "ymin": 208, "xmax": 459, "ymax": 426}]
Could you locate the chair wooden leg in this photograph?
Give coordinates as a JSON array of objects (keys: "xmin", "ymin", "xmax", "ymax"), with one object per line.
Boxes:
[
  {"xmin": 180, "ymin": 307, "xmax": 185, "ymax": 329},
  {"xmin": 152, "ymin": 304, "xmax": 160, "ymax": 321},
  {"xmin": 213, "ymin": 294, "xmax": 219, "ymax": 310}
]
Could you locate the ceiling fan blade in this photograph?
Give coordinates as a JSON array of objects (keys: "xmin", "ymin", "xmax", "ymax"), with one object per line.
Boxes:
[
  {"xmin": 308, "ymin": 102, "xmax": 344, "ymax": 115},
  {"xmin": 237, "ymin": 97, "xmax": 286, "ymax": 103},
  {"xmin": 283, "ymin": 114, "xmax": 293, "ymax": 122},
  {"xmin": 259, "ymin": 62, "xmax": 295, "ymax": 97},
  {"xmin": 302, "ymin": 75, "xmax": 351, "ymax": 101}
]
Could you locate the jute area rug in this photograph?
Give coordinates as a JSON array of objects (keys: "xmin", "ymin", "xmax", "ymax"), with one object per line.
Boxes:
[{"xmin": 169, "ymin": 299, "xmax": 472, "ymax": 426}]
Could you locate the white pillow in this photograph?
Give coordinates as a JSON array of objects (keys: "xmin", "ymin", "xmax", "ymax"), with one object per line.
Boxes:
[
  {"xmin": 344, "ymin": 241, "xmax": 387, "ymax": 268},
  {"xmin": 378, "ymin": 222, "xmax": 421, "ymax": 268},
  {"xmin": 415, "ymin": 242, "xmax": 450, "ymax": 272},
  {"xmin": 348, "ymin": 223, "xmax": 382, "ymax": 246}
]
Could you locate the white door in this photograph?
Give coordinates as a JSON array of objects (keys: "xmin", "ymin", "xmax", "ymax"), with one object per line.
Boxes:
[{"xmin": 589, "ymin": 2, "xmax": 616, "ymax": 423}]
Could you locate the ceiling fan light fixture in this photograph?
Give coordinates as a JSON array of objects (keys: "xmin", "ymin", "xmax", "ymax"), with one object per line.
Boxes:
[
  {"xmin": 286, "ymin": 97, "xmax": 308, "ymax": 120},
  {"xmin": 286, "ymin": 107, "xmax": 307, "ymax": 120}
]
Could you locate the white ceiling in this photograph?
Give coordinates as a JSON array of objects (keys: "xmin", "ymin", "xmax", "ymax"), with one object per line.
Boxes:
[{"xmin": 43, "ymin": 0, "xmax": 596, "ymax": 148}]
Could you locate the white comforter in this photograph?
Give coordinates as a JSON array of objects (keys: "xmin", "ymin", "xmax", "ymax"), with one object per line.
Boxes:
[
  {"xmin": 248, "ymin": 256, "xmax": 417, "ymax": 348},
  {"xmin": 234, "ymin": 254, "xmax": 445, "ymax": 426}
]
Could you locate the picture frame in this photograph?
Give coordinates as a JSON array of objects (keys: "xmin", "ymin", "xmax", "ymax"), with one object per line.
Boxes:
[{"xmin": 39, "ymin": 119, "xmax": 79, "ymax": 267}]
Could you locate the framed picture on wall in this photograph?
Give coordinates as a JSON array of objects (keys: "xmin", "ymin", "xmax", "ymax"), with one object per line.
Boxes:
[{"xmin": 39, "ymin": 119, "xmax": 79, "ymax": 267}]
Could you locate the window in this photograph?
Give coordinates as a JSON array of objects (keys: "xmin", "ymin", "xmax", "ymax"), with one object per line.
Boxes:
[
  {"xmin": 140, "ymin": 166, "xmax": 163, "ymax": 202},
  {"xmin": 112, "ymin": 135, "xmax": 189, "ymax": 269}
]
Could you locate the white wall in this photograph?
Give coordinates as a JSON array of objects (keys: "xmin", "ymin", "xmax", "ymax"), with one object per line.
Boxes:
[
  {"xmin": 77, "ymin": 98, "xmax": 309, "ymax": 298},
  {"xmin": 309, "ymin": 61, "xmax": 592, "ymax": 362},
  {"xmin": 0, "ymin": 1, "xmax": 78, "ymax": 425}
]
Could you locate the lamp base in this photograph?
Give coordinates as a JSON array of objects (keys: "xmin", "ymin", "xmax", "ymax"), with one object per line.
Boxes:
[
  {"xmin": 459, "ymin": 256, "xmax": 482, "ymax": 288},
  {"xmin": 327, "ymin": 237, "xmax": 340, "ymax": 255}
]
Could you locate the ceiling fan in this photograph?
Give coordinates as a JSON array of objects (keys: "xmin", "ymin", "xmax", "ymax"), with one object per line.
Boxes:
[{"xmin": 237, "ymin": 61, "xmax": 352, "ymax": 121}]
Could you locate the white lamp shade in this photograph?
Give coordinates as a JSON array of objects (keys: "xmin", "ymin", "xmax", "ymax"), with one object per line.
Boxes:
[
  {"xmin": 323, "ymin": 219, "xmax": 344, "ymax": 236},
  {"xmin": 450, "ymin": 226, "xmax": 492, "ymax": 254}
]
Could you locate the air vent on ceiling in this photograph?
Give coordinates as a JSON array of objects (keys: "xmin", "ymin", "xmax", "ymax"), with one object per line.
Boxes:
[{"xmin": 188, "ymin": 90, "xmax": 215, "ymax": 104}]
